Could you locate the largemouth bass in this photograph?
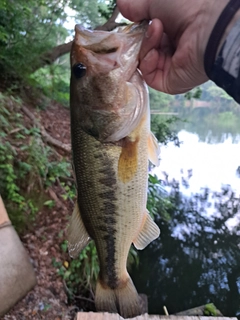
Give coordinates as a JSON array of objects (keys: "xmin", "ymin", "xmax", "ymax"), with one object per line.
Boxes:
[{"xmin": 68, "ymin": 21, "xmax": 160, "ymax": 318}]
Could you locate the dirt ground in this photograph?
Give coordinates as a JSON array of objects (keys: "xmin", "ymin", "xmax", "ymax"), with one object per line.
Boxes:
[{"xmin": 3, "ymin": 103, "xmax": 78, "ymax": 320}]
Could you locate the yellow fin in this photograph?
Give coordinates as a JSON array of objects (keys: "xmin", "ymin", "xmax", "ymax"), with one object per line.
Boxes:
[
  {"xmin": 148, "ymin": 132, "xmax": 160, "ymax": 166},
  {"xmin": 118, "ymin": 137, "xmax": 139, "ymax": 183},
  {"xmin": 67, "ymin": 202, "xmax": 91, "ymax": 258},
  {"xmin": 133, "ymin": 212, "xmax": 160, "ymax": 250}
]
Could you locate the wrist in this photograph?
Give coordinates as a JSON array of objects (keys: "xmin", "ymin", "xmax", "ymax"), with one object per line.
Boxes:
[
  {"xmin": 197, "ymin": 0, "xmax": 229, "ymax": 73},
  {"xmin": 204, "ymin": 0, "xmax": 240, "ymax": 78},
  {"xmin": 203, "ymin": 1, "xmax": 240, "ymax": 103},
  {"xmin": 216, "ymin": 8, "xmax": 240, "ymax": 55}
]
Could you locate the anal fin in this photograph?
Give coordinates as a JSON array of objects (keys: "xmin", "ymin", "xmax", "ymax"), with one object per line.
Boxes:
[
  {"xmin": 148, "ymin": 132, "xmax": 160, "ymax": 166},
  {"xmin": 68, "ymin": 202, "xmax": 91, "ymax": 258},
  {"xmin": 133, "ymin": 211, "xmax": 160, "ymax": 250}
]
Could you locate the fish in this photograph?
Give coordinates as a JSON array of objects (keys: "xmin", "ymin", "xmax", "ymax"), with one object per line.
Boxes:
[{"xmin": 68, "ymin": 21, "xmax": 160, "ymax": 318}]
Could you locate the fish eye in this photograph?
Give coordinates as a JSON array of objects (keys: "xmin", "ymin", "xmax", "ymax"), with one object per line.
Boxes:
[{"xmin": 72, "ymin": 63, "xmax": 87, "ymax": 79}]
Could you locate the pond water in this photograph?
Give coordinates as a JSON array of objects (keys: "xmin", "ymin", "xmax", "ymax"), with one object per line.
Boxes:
[
  {"xmin": 153, "ymin": 130, "xmax": 240, "ymax": 195},
  {"xmin": 130, "ymin": 109, "xmax": 240, "ymax": 318}
]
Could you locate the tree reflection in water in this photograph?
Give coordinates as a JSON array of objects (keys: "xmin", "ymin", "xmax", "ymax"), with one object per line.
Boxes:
[{"xmin": 131, "ymin": 178, "xmax": 240, "ymax": 318}]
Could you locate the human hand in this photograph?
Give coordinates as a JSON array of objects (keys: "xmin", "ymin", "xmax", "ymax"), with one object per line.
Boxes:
[{"xmin": 117, "ymin": 0, "xmax": 228, "ymax": 94}]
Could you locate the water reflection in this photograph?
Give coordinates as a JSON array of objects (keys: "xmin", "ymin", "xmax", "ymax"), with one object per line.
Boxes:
[
  {"xmin": 131, "ymin": 113, "xmax": 240, "ymax": 318},
  {"xmin": 131, "ymin": 184, "xmax": 240, "ymax": 318},
  {"xmin": 173, "ymin": 108, "xmax": 240, "ymax": 144},
  {"xmin": 153, "ymin": 130, "xmax": 240, "ymax": 194}
]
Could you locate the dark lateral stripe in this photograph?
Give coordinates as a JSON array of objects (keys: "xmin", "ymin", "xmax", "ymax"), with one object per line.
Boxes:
[
  {"xmin": 98, "ymin": 225, "xmax": 108, "ymax": 232},
  {"xmin": 98, "ymin": 189, "xmax": 117, "ymax": 200},
  {"xmin": 103, "ymin": 233, "xmax": 118, "ymax": 289},
  {"xmin": 103, "ymin": 216, "xmax": 116, "ymax": 224},
  {"xmin": 98, "ymin": 155, "xmax": 119, "ymax": 288},
  {"xmin": 100, "ymin": 201, "xmax": 117, "ymax": 215}
]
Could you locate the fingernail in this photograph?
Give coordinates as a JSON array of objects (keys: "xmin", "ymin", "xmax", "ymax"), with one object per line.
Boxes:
[
  {"xmin": 145, "ymin": 27, "xmax": 152, "ymax": 38},
  {"xmin": 144, "ymin": 49, "xmax": 155, "ymax": 61},
  {"xmin": 145, "ymin": 25, "xmax": 153, "ymax": 38}
]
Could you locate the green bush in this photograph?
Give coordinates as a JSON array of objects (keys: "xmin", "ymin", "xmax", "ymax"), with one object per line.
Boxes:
[{"xmin": 53, "ymin": 241, "xmax": 99, "ymax": 298}]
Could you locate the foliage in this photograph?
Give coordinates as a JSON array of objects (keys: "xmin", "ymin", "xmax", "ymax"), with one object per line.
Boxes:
[
  {"xmin": 53, "ymin": 241, "xmax": 99, "ymax": 297},
  {"xmin": 201, "ymin": 81, "xmax": 233, "ymax": 102},
  {"xmin": 204, "ymin": 303, "xmax": 218, "ymax": 316},
  {"xmin": 151, "ymin": 115, "xmax": 181, "ymax": 147},
  {"xmin": 0, "ymin": 93, "xmax": 73, "ymax": 232},
  {"xmin": 0, "ymin": 0, "xmax": 68, "ymax": 81},
  {"xmin": 98, "ymin": 0, "xmax": 116, "ymax": 21},
  {"xmin": 131, "ymin": 180, "xmax": 240, "ymax": 317},
  {"xmin": 54, "ymin": 239, "xmax": 139, "ymax": 300},
  {"xmin": 149, "ymin": 87, "xmax": 174, "ymax": 110},
  {"xmin": 0, "ymin": 94, "xmax": 37, "ymax": 230},
  {"xmin": 147, "ymin": 174, "xmax": 173, "ymax": 222},
  {"xmin": 27, "ymin": 0, "xmax": 115, "ymax": 106},
  {"xmin": 30, "ymin": 59, "xmax": 71, "ymax": 107},
  {"xmin": 0, "ymin": 141, "xmax": 38, "ymax": 230},
  {"xmin": 149, "ymin": 84, "xmax": 182, "ymax": 148},
  {"xmin": 69, "ymin": 0, "xmax": 108, "ymax": 30},
  {"xmin": 0, "ymin": 0, "xmax": 111, "ymax": 99},
  {"xmin": 184, "ymin": 86, "xmax": 202, "ymax": 100}
]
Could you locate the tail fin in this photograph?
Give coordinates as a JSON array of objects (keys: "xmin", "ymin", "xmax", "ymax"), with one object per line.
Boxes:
[{"xmin": 95, "ymin": 276, "xmax": 142, "ymax": 319}]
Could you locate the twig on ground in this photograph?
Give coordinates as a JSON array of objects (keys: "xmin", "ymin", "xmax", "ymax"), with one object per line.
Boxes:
[
  {"xmin": 21, "ymin": 105, "xmax": 71, "ymax": 153},
  {"xmin": 63, "ymin": 280, "xmax": 95, "ymax": 304}
]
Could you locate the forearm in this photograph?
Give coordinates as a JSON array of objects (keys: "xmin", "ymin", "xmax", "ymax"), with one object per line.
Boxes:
[{"xmin": 204, "ymin": 0, "xmax": 240, "ymax": 103}]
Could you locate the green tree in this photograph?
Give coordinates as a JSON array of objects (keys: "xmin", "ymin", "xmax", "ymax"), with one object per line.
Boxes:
[
  {"xmin": 0, "ymin": 0, "xmax": 68, "ymax": 80},
  {"xmin": 0, "ymin": 0, "xmax": 118, "ymax": 84},
  {"xmin": 149, "ymin": 87, "xmax": 174, "ymax": 110},
  {"xmin": 69, "ymin": 0, "xmax": 108, "ymax": 29}
]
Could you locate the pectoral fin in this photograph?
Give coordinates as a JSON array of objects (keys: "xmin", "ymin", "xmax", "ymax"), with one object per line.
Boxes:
[
  {"xmin": 118, "ymin": 137, "xmax": 139, "ymax": 183},
  {"xmin": 133, "ymin": 212, "xmax": 160, "ymax": 250},
  {"xmin": 68, "ymin": 202, "xmax": 91, "ymax": 258},
  {"xmin": 148, "ymin": 132, "xmax": 160, "ymax": 166}
]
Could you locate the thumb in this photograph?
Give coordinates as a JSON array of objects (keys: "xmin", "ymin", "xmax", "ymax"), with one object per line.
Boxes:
[{"xmin": 117, "ymin": 0, "xmax": 151, "ymax": 22}]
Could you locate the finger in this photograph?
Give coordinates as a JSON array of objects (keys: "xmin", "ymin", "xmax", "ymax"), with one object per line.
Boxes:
[
  {"xmin": 139, "ymin": 49, "xmax": 171, "ymax": 92},
  {"xmin": 117, "ymin": 0, "xmax": 150, "ymax": 22},
  {"xmin": 145, "ymin": 60, "xmax": 195, "ymax": 94},
  {"xmin": 139, "ymin": 19, "xmax": 163, "ymax": 61}
]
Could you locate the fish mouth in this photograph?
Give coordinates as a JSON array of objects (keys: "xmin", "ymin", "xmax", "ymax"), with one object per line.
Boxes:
[
  {"xmin": 73, "ymin": 21, "xmax": 148, "ymax": 78},
  {"xmin": 74, "ymin": 20, "xmax": 149, "ymax": 52},
  {"xmin": 120, "ymin": 20, "xmax": 149, "ymax": 35}
]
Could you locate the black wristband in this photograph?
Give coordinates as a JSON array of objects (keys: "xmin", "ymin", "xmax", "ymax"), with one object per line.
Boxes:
[{"xmin": 204, "ymin": 0, "xmax": 240, "ymax": 79}]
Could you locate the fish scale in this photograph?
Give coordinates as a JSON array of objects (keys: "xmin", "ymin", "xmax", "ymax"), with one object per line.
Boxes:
[
  {"xmin": 72, "ymin": 127, "xmax": 120, "ymax": 285},
  {"xmin": 68, "ymin": 21, "xmax": 161, "ymax": 318}
]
